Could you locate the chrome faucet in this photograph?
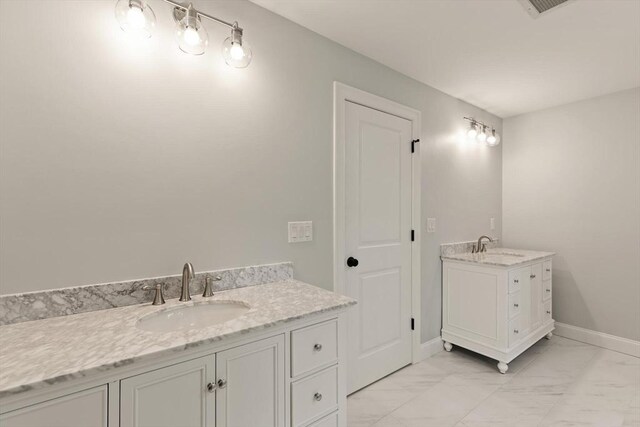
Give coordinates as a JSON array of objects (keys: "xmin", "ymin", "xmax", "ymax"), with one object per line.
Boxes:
[
  {"xmin": 180, "ymin": 262, "xmax": 195, "ymax": 302},
  {"xmin": 472, "ymin": 235, "xmax": 493, "ymax": 253}
]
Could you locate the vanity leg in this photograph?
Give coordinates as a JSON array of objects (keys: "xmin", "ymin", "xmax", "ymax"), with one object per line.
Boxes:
[
  {"xmin": 497, "ymin": 362, "xmax": 509, "ymax": 374},
  {"xmin": 443, "ymin": 341, "xmax": 453, "ymax": 352},
  {"xmin": 545, "ymin": 332, "xmax": 553, "ymax": 340}
]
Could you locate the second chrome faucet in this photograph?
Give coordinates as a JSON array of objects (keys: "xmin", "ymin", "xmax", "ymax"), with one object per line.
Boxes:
[{"xmin": 180, "ymin": 262, "xmax": 195, "ymax": 301}]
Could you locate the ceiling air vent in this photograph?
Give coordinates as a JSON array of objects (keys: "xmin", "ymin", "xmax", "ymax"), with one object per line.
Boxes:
[{"xmin": 518, "ymin": 0, "xmax": 571, "ymax": 18}]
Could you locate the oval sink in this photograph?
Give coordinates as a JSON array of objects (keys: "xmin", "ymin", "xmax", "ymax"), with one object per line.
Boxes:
[{"xmin": 137, "ymin": 301, "xmax": 250, "ymax": 333}]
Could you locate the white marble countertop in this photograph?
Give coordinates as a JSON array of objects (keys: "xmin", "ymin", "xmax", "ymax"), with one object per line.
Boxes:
[
  {"xmin": 441, "ymin": 248, "xmax": 555, "ymax": 267},
  {"xmin": 0, "ymin": 280, "xmax": 355, "ymax": 398}
]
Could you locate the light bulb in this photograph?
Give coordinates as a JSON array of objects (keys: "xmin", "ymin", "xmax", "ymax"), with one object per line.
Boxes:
[
  {"xmin": 115, "ymin": 0, "xmax": 156, "ymax": 39},
  {"xmin": 222, "ymin": 27, "xmax": 252, "ymax": 68},
  {"xmin": 477, "ymin": 126, "xmax": 487, "ymax": 143},
  {"xmin": 127, "ymin": 6, "xmax": 146, "ymax": 29},
  {"xmin": 176, "ymin": 8, "xmax": 208, "ymax": 55},
  {"xmin": 183, "ymin": 27, "xmax": 200, "ymax": 46},
  {"xmin": 487, "ymin": 129, "xmax": 501, "ymax": 146},
  {"xmin": 230, "ymin": 43, "xmax": 245, "ymax": 60},
  {"xmin": 467, "ymin": 121, "xmax": 478, "ymax": 139}
]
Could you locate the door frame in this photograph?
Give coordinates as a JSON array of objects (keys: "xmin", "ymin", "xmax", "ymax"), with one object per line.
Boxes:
[{"xmin": 333, "ymin": 82, "xmax": 422, "ymax": 364}]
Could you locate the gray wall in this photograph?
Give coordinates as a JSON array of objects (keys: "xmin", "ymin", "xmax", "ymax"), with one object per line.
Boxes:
[
  {"xmin": 503, "ymin": 88, "xmax": 640, "ymax": 341},
  {"xmin": 0, "ymin": 0, "xmax": 502, "ymax": 342}
]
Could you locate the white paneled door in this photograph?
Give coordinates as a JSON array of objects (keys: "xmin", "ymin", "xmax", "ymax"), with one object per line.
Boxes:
[{"xmin": 344, "ymin": 101, "xmax": 413, "ymax": 393}]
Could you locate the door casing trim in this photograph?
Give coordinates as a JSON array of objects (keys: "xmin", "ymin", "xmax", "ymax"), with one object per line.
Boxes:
[{"xmin": 333, "ymin": 82, "xmax": 422, "ymax": 364}]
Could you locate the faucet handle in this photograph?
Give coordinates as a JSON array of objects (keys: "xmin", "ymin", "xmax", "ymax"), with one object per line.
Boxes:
[
  {"xmin": 203, "ymin": 275, "xmax": 222, "ymax": 298},
  {"xmin": 142, "ymin": 283, "xmax": 166, "ymax": 305}
]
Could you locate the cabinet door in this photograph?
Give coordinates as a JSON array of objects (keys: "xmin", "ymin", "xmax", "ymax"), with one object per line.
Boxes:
[
  {"xmin": 120, "ymin": 356, "xmax": 215, "ymax": 427},
  {"xmin": 530, "ymin": 263, "xmax": 543, "ymax": 331},
  {"xmin": 0, "ymin": 386, "xmax": 107, "ymax": 427},
  {"xmin": 216, "ymin": 334, "xmax": 285, "ymax": 427}
]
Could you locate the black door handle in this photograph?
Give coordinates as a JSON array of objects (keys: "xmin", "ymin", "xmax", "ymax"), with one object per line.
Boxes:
[{"xmin": 346, "ymin": 257, "xmax": 359, "ymax": 267}]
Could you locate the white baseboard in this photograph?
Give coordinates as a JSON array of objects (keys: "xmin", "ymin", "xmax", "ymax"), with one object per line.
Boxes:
[
  {"xmin": 419, "ymin": 336, "xmax": 444, "ymax": 361},
  {"xmin": 554, "ymin": 322, "xmax": 640, "ymax": 358}
]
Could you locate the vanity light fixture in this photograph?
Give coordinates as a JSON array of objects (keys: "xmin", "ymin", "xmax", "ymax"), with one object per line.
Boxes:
[
  {"xmin": 463, "ymin": 117, "xmax": 501, "ymax": 147},
  {"xmin": 115, "ymin": 0, "xmax": 252, "ymax": 67}
]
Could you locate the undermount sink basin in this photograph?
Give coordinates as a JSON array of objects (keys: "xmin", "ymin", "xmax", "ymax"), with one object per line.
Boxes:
[
  {"xmin": 137, "ymin": 301, "xmax": 250, "ymax": 333},
  {"xmin": 485, "ymin": 251, "xmax": 526, "ymax": 258}
]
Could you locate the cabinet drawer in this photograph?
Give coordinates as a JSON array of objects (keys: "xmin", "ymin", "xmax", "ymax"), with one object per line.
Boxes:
[
  {"xmin": 508, "ymin": 268, "xmax": 527, "ymax": 293},
  {"xmin": 542, "ymin": 280, "xmax": 552, "ymax": 301},
  {"xmin": 308, "ymin": 411, "xmax": 338, "ymax": 427},
  {"xmin": 508, "ymin": 316, "xmax": 522, "ymax": 346},
  {"xmin": 291, "ymin": 319, "xmax": 338, "ymax": 377},
  {"xmin": 543, "ymin": 260, "xmax": 552, "ymax": 281},
  {"xmin": 508, "ymin": 292, "xmax": 521, "ymax": 319},
  {"xmin": 543, "ymin": 300, "xmax": 552, "ymax": 322},
  {"xmin": 291, "ymin": 366, "xmax": 338, "ymax": 427}
]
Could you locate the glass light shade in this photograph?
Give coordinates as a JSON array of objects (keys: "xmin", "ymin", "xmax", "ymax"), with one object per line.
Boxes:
[
  {"xmin": 487, "ymin": 129, "xmax": 501, "ymax": 146},
  {"xmin": 466, "ymin": 122, "xmax": 478, "ymax": 139},
  {"xmin": 115, "ymin": 0, "xmax": 156, "ymax": 39},
  {"xmin": 176, "ymin": 15, "xmax": 208, "ymax": 55},
  {"xmin": 477, "ymin": 126, "xmax": 487, "ymax": 143},
  {"xmin": 222, "ymin": 37, "xmax": 252, "ymax": 68}
]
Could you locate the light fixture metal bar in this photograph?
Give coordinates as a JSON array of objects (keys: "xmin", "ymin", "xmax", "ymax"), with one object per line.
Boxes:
[
  {"xmin": 463, "ymin": 116, "xmax": 494, "ymax": 130},
  {"xmin": 161, "ymin": 0, "xmax": 241, "ymax": 30}
]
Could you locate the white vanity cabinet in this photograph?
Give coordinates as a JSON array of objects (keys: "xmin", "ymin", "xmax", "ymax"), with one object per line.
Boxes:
[
  {"xmin": 442, "ymin": 257, "xmax": 554, "ymax": 373},
  {"xmin": 0, "ymin": 313, "xmax": 346, "ymax": 427}
]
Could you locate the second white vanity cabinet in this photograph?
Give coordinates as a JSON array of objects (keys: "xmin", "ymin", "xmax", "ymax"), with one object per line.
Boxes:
[{"xmin": 442, "ymin": 254, "xmax": 554, "ymax": 374}]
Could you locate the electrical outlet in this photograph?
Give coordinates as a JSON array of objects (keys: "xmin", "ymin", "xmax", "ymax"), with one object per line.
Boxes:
[
  {"xmin": 490, "ymin": 218, "xmax": 495, "ymax": 230},
  {"xmin": 288, "ymin": 221, "xmax": 312, "ymax": 243},
  {"xmin": 427, "ymin": 218, "xmax": 436, "ymax": 233}
]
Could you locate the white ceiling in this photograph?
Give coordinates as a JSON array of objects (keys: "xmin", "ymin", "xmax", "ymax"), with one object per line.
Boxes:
[{"xmin": 250, "ymin": 0, "xmax": 640, "ymax": 118}]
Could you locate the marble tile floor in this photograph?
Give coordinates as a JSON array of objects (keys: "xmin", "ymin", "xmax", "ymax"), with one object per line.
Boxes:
[{"xmin": 347, "ymin": 336, "xmax": 640, "ymax": 427}]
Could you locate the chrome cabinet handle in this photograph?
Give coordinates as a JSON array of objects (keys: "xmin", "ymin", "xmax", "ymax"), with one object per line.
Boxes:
[
  {"xmin": 142, "ymin": 283, "xmax": 165, "ymax": 305},
  {"xmin": 217, "ymin": 379, "xmax": 227, "ymax": 389},
  {"xmin": 514, "ymin": 329, "xmax": 519, "ymax": 334},
  {"xmin": 514, "ymin": 279, "xmax": 519, "ymax": 284},
  {"xmin": 530, "ymin": 274, "xmax": 536, "ymax": 279},
  {"xmin": 313, "ymin": 392, "xmax": 322, "ymax": 402},
  {"xmin": 313, "ymin": 343, "xmax": 322, "ymax": 352},
  {"xmin": 546, "ymin": 289, "xmax": 551, "ymax": 292},
  {"xmin": 546, "ymin": 310, "xmax": 551, "ymax": 314},
  {"xmin": 546, "ymin": 268, "xmax": 551, "ymax": 272},
  {"xmin": 513, "ymin": 303, "xmax": 519, "ymax": 308},
  {"xmin": 207, "ymin": 382, "xmax": 216, "ymax": 393}
]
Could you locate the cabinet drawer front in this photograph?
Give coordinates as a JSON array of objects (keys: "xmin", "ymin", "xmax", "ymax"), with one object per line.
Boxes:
[
  {"xmin": 543, "ymin": 300, "xmax": 552, "ymax": 322},
  {"xmin": 543, "ymin": 260, "xmax": 552, "ymax": 281},
  {"xmin": 291, "ymin": 366, "xmax": 338, "ymax": 427},
  {"xmin": 0, "ymin": 386, "xmax": 108, "ymax": 427},
  {"xmin": 508, "ymin": 316, "xmax": 522, "ymax": 346},
  {"xmin": 508, "ymin": 292, "xmax": 522, "ymax": 319},
  {"xmin": 508, "ymin": 269, "xmax": 524, "ymax": 293},
  {"xmin": 308, "ymin": 411, "xmax": 338, "ymax": 427},
  {"xmin": 542, "ymin": 280, "xmax": 552, "ymax": 301},
  {"xmin": 291, "ymin": 319, "xmax": 338, "ymax": 377}
]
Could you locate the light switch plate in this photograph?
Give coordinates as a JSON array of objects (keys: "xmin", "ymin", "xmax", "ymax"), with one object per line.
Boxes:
[
  {"xmin": 288, "ymin": 221, "xmax": 313, "ymax": 243},
  {"xmin": 427, "ymin": 218, "xmax": 436, "ymax": 233}
]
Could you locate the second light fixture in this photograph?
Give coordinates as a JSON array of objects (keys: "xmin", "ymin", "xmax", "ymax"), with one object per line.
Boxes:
[{"xmin": 115, "ymin": 0, "xmax": 252, "ymax": 68}]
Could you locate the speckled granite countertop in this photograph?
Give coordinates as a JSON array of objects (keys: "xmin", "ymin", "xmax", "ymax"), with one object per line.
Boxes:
[
  {"xmin": 0, "ymin": 280, "xmax": 355, "ymax": 399},
  {"xmin": 441, "ymin": 248, "xmax": 554, "ymax": 267}
]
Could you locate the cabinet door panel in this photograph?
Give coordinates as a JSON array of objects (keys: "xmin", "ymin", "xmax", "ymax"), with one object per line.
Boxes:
[
  {"xmin": 216, "ymin": 334, "xmax": 285, "ymax": 427},
  {"xmin": 0, "ymin": 386, "xmax": 107, "ymax": 427},
  {"xmin": 120, "ymin": 356, "xmax": 214, "ymax": 427}
]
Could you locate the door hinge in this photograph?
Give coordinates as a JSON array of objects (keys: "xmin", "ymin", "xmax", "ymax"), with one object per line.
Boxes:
[
  {"xmin": 411, "ymin": 317, "xmax": 415, "ymax": 330},
  {"xmin": 411, "ymin": 139, "xmax": 420, "ymax": 153},
  {"xmin": 411, "ymin": 229, "xmax": 415, "ymax": 241}
]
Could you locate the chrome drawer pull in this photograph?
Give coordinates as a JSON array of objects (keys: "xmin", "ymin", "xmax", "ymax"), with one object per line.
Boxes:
[
  {"xmin": 513, "ymin": 303, "xmax": 519, "ymax": 308},
  {"xmin": 217, "ymin": 379, "xmax": 227, "ymax": 389},
  {"xmin": 546, "ymin": 289, "xmax": 551, "ymax": 292},
  {"xmin": 314, "ymin": 392, "xmax": 323, "ymax": 402},
  {"xmin": 530, "ymin": 274, "xmax": 536, "ymax": 279},
  {"xmin": 513, "ymin": 329, "xmax": 519, "ymax": 334},
  {"xmin": 514, "ymin": 279, "xmax": 519, "ymax": 284},
  {"xmin": 546, "ymin": 310, "xmax": 551, "ymax": 314},
  {"xmin": 207, "ymin": 382, "xmax": 216, "ymax": 393},
  {"xmin": 546, "ymin": 268, "xmax": 551, "ymax": 272},
  {"xmin": 313, "ymin": 343, "xmax": 323, "ymax": 351}
]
